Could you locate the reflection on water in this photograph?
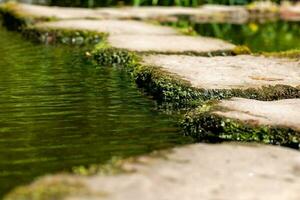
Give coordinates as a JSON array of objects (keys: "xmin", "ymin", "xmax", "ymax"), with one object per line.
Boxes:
[
  {"xmin": 0, "ymin": 28, "xmax": 192, "ymax": 196},
  {"xmin": 172, "ymin": 20, "xmax": 300, "ymax": 52}
]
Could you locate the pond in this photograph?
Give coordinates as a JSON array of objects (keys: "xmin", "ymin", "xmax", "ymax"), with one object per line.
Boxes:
[
  {"xmin": 168, "ymin": 20, "xmax": 300, "ymax": 52},
  {"xmin": 0, "ymin": 27, "xmax": 192, "ymax": 197}
]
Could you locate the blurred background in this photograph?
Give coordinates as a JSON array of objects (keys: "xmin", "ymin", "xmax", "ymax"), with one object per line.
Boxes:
[{"xmin": 2, "ymin": 0, "xmax": 286, "ymax": 7}]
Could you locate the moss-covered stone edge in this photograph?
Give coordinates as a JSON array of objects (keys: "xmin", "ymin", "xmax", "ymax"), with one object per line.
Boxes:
[
  {"xmin": 3, "ymin": 175, "xmax": 90, "ymax": 200},
  {"xmin": 260, "ymin": 49, "xmax": 300, "ymax": 59},
  {"xmin": 0, "ymin": 3, "xmax": 107, "ymax": 45},
  {"xmin": 181, "ymin": 101, "xmax": 300, "ymax": 147},
  {"xmin": 92, "ymin": 44, "xmax": 300, "ymax": 109},
  {"xmin": 0, "ymin": 2, "xmax": 54, "ymax": 31},
  {"xmin": 22, "ymin": 26, "xmax": 108, "ymax": 45},
  {"xmin": 4, "ymin": 149, "xmax": 175, "ymax": 200}
]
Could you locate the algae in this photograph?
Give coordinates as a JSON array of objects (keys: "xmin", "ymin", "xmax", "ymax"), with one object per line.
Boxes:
[{"xmin": 181, "ymin": 101, "xmax": 300, "ymax": 147}]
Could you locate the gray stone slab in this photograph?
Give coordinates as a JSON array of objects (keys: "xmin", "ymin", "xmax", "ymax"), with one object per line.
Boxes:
[
  {"xmin": 214, "ymin": 98, "xmax": 300, "ymax": 132},
  {"xmin": 34, "ymin": 19, "xmax": 178, "ymax": 35},
  {"xmin": 5, "ymin": 143, "xmax": 300, "ymax": 200},
  {"xmin": 7, "ymin": 3, "xmax": 104, "ymax": 19},
  {"xmin": 142, "ymin": 54, "xmax": 300, "ymax": 89},
  {"xmin": 107, "ymin": 35, "xmax": 235, "ymax": 54}
]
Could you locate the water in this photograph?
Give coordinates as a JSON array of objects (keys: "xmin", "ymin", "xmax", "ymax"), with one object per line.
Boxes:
[
  {"xmin": 0, "ymin": 28, "xmax": 192, "ymax": 197},
  {"xmin": 173, "ymin": 20, "xmax": 300, "ymax": 52}
]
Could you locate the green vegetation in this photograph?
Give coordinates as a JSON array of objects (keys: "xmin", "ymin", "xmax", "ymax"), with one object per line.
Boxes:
[
  {"xmin": 164, "ymin": 20, "xmax": 300, "ymax": 53},
  {"xmin": 181, "ymin": 102, "xmax": 300, "ymax": 147}
]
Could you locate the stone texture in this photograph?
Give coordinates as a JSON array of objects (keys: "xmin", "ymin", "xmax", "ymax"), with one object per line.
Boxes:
[
  {"xmin": 5, "ymin": 3, "xmax": 211, "ymax": 22},
  {"xmin": 142, "ymin": 54, "xmax": 300, "ymax": 89},
  {"xmin": 34, "ymin": 19, "xmax": 178, "ymax": 35},
  {"xmin": 10, "ymin": 3, "xmax": 104, "ymax": 19},
  {"xmin": 214, "ymin": 98, "xmax": 300, "ymax": 132},
  {"xmin": 6, "ymin": 143, "xmax": 300, "ymax": 200},
  {"xmin": 107, "ymin": 35, "xmax": 235, "ymax": 54},
  {"xmin": 96, "ymin": 6, "xmax": 204, "ymax": 20}
]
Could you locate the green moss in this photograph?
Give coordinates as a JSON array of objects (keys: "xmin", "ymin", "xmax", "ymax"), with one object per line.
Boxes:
[
  {"xmin": 92, "ymin": 46, "xmax": 300, "ymax": 109},
  {"xmin": 181, "ymin": 102, "xmax": 300, "ymax": 147},
  {"xmin": 232, "ymin": 45, "xmax": 252, "ymax": 55},
  {"xmin": 261, "ymin": 49, "xmax": 300, "ymax": 59},
  {"xmin": 4, "ymin": 176, "xmax": 88, "ymax": 200},
  {"xmin": 22, "ymin": 26, "xmax": 107, "ymax": 45},
  {"xmin": 72, "ymin": 156, "xmax": 126, "ymax": 176}
]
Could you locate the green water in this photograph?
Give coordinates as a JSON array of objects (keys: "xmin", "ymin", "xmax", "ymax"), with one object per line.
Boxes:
[
  {"xmin": 172, "ymin": 20, "xmax": 300, "ymax": 52},
  {"xmin": 0, "ymin": 28, "xmax": 192, "ymax": 197}
]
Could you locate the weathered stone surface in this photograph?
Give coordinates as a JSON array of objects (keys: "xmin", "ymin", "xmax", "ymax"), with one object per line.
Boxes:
[
  {"xmin": 142, "ymin": 54, "xmax": 300, "ymax": 89},
  {"xmin": 34, "ymin": 19, "xmax": 178, "ymax": 35},
  {"xmin": 182, "ymin": 98, "xmax": 300, "ymax": 145},
  {"xmin": 3, "ymin": 3, "xmax": 104, "ymax": 19},
  {"xmin": 96, "ymin": 6, "xmax": 204, "ymax": 20},
  {"xmin": 1, "ymin": 3, "xmax": 222, "ymax": 22},
  {"xmin": 106, "ymin": 35, "xmax": 235, "ymax": 54},
  {"xmin": 5, "ymin": 143, "xmax": 300, "ymax": 200},
  {"xmin": 214, "ymin": 98, "xmax": 300, "ymax": 132}
]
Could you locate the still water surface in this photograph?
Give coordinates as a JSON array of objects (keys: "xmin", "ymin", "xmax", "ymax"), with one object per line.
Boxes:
[
  {"xmin": 168, "ymin": 20, "xmax": 300, "ymax": 52},
  {"xmin": 0, "ymin": 27, "xmax": 192, "ymax": 196}
]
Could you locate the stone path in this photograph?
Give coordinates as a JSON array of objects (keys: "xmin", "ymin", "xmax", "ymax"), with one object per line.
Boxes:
[
  {"xmin": 3, "ymin": 2, "xmax": 300, "ymax": 24},
  {"xmin": 5, "ymin": 143, "xmax": 300, "ymax": 200},
  {"xmin": 5, "ymin": 3, "xmax": 247, "ymax": 22},
  {"xmin": 142, "ymin": 54, "xmax": 300, "ymax": 89},
  {"xmin": 1, "ymin": 2, "xmax": 300, "ymax": 200}
]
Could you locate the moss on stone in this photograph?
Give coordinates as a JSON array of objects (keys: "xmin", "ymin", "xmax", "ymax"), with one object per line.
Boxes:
[
  {"xmin": 72, "ymin": 156, "xmax": 127, "ymax": 176},
  {"xmin": 181, "ymin": 102, "xmax": 300, "ymax": 147},
  {"xmin": 22, "ymin": 26, "xmax": 107, "ymax": 45},
  {"xmin": 261, "ymin": 49, "xmax": 300, "ymax": 59},
  {"xmin": 4, "ymin": 176, "xmax": 88, "ymax": 200},
  {"xmin": 232, "ymin": 45, "xmax": 252, "ymax": 55},
  {"xmin": 92, "ymin": 46, "xmax": 300, "ymax": 109}
]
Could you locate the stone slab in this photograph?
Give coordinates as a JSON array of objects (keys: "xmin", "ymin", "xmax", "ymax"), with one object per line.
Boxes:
[
  {"xmin": 34, "ymin": 19, "xmax": 178, "ymax": 35},
  {"xmin": 4, "ymin": 3, "xmax": 104, "ymax": 19},
  {"xmin": 96, "ymin": 6, "xmax": 204, "ymax": 20},
  {"xmin": 107, "ymin": 35, "xmax": 235, "ymax": 54},
  {"xmin": 214, "ymin": 98, "xmax": 300, "ymax": 132},
  {"xmin": 142, "ymin": 54, "xmax": 300, "ymax": 89},
  {"xmin": 5, "ymin": 143, "xmax": 300, "ymax": 200}
]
